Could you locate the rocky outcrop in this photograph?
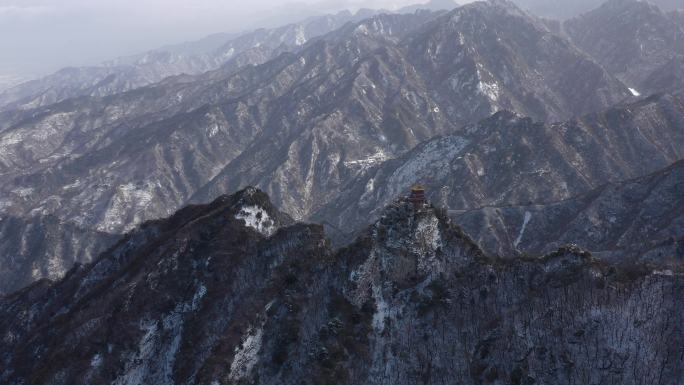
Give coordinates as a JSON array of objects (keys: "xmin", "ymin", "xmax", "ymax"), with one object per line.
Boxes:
[{"xmin": 1, "ymin": 188, "xmax": 682, "ymax": 384}]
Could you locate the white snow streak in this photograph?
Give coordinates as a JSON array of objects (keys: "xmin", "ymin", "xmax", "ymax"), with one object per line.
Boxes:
[
  {"xmin": 478, "ymin": 81, "xmax": 500, "ymax": 102},
  {"xmin": 514, "ymin": 211, "xmax": 532, "ymax": 248},
  {"xmin": 223, "ymin": 47, "xmax": 235, "ymax": 59},
  {"xmin": 113, "ymin": 283, "xmax": 206, "ymax": 385},
  {"xmin": 294, "ymin": 25, "xmax": 307, "ymax": 46},
  {"xmin": 91, "ymin": 354, "xmax": 103, "ymax": 368},
  {"xmin": 371, "ymin": 285, "xmax": 389, "ymax": 331}
]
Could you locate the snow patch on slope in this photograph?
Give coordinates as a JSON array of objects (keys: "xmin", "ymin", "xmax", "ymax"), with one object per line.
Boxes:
[
  {"xmin": 478, "ymin": 81, "xmax": 500, "ymax": 102},
  {"xmin": 229, "ymin": 326, "xmax": 264, "ymax": 380},
  {"xmin": 414, "ymin": 214, "xmax": 445, "ymax": 275},
  {"xmin": 294, "ymin": 25, "xmax": 307, "ymax": 46},
  {"xmin": 222, "ymin": 47, "xmax": 235, "ymax": 59},
  {"xmin": 235, "ymin": 205, "xmax": 275, "ymax": 236},
  {"xmin": 113, "ymin": 321, "xmax": 158, "ymax": 385},
  {"xmin": 514, "ymin": 211, "xmax": 532, "ymax": 248},
  {"xmin": 371, "ymin": 284, "xmax": 389, "ymax": 331},
  {"xmin": 113, "ymin": 283, "xmax": 206, "ymax": 385},
  {"xmin": 99, "ymin": 183, "xmax": 156, "ymax": 233},
  {"xmin": 415, "ymin": 215, "xmax": 442, "ymax": 253},
  {"xmin": 91, "ymin": 353, "xmax": 103, "ymax": 368},
  {"xmin": 344, "ymin": 150, "xmax": 390, "ymax": 170}
]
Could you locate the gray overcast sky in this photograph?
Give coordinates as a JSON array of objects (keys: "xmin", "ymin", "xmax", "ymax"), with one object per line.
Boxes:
[{"xmin": 0, "ymin": 0, "xmax": 436, "ymax": 79}]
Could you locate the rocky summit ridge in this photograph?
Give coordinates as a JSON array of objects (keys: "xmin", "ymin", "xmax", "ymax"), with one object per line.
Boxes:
[{"xmin": 1, "ymin": 188, "xmax": 682, "ymax": 385}]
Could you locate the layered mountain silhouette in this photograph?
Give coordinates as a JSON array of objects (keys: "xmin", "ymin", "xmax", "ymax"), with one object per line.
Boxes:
[
  {"xmin": 0, "ymin": 9, "xmax": 387, "ymax": 112},
  {"xmin": 514, "ymin": 0, "xmax": 682, "ymax": 19}
]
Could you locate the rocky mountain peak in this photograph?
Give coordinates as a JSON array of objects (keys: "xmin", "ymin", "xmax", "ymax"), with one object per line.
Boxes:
[
  {"xmin": 398, "ymin": 0, "xmax": 459, "ymax": 13},
  {"xmin": 406, "ymin": 0, "xmax": 631, "ymax": 125},
  {"xmin": 228, "ymin": 187, "xmax": 292, "ymax": 237},
  {"xmin": 348, "ymin": 196, "xmax": 484, "ymax": 302}
]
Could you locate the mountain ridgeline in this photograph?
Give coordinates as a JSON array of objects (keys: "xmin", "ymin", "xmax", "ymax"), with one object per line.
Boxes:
[
  {"xmin": 0, "ymin": 9, "xmax": 384, "ymax": 112},
  {"xmin": 1, "ymin": 188, "xmax": 682, "ymax": 384}
]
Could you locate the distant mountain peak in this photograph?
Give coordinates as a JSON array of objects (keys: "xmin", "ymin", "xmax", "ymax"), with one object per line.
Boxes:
[
  {"xmin": 462, "ymin": 0, "xmax": 529, "ymax": 16},
  {"xmin": 397, "ymin": 0, "xmax": 459, "ymax": 14},
  {"xmin": 597, "ymin": 0, "xmax": 665, "ymax": 15},
  {"xmin": 565, "ymin": 0, "xmax": 684, "ymax": 93}
]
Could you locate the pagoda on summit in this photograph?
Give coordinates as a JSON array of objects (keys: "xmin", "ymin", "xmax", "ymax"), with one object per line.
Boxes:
[{"xmin": 408, "ymin": 184, "xmax": 427, "ymax": 210}]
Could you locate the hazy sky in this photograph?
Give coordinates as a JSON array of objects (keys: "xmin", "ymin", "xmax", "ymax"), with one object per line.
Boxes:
[{"xmin": 0, "ymin": 0, "xmax": 435, "ymax": 79}]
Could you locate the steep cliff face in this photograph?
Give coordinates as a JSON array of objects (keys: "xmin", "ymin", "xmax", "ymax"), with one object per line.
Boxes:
[
  {"xmin": 454, "ymin": 158, "xmax": 684, "ymax": 262},
  {"xmin": 2, "ymin": 189, "xmax": 682, "ymax": 385}
]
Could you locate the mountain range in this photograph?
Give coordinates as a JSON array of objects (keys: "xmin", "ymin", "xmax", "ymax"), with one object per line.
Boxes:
[
  {"xmin": 0, "ymin": 9, "xmax": 379, "ymax": 112},
  {"xmin": 2, "ymin": 0, "xmax": 684, "ymax": 295},
  {"xmin": 0, "ymin": 0, "xmax": 682, "ymax": 293},
  {"xmin": 0, "ymin": 2, "xmax": 464, "ymax": 113},
  {"xmin": 1, "ymin": 0, "xmax": 684, "ymax": 380},
  {"xmin": 1, "ymin": 188, "xmax": 681, "ymax": 384}
]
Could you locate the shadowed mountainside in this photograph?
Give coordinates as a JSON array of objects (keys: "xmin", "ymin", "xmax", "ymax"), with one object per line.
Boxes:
[{"xmin": 1, "ymin": 188, "xmax": 682, "ymax": 384}]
